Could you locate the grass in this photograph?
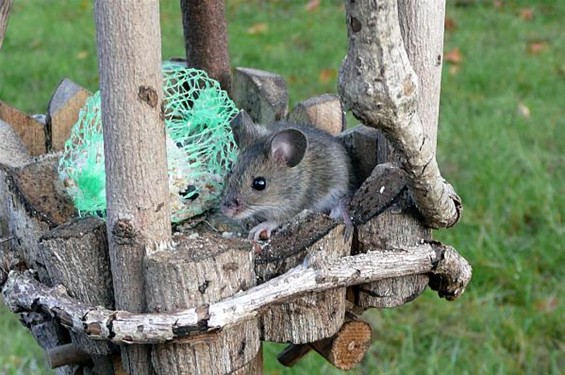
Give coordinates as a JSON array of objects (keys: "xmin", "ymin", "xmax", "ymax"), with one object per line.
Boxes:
[{"xmin": 1, "ymin": 0, "xmax": 563, "ymax": 374}]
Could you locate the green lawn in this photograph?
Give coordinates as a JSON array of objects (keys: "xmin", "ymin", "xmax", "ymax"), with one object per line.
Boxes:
[{"xmin": 1, "ymin": 0, "xmax": 563, "ymax": 374}]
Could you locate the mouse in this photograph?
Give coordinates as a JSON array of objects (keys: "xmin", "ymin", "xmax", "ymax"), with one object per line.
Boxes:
[{"xmin": 220, "ymin": 110, "xmax": 353, "ymax": 241}]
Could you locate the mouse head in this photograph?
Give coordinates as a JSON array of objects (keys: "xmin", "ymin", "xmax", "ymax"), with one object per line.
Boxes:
[{"xmin": 221, "ymin": 111, "xmax": 309, "ymax": 221}]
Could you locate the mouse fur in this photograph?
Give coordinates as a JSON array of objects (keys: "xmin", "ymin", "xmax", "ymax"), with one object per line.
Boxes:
[{"xmin": 221, "ymin": 110, "xmax": 352, "ymax": 241}]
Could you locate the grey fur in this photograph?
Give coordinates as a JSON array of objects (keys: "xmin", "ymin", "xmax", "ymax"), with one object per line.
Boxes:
[{"xmin": 221, "ymin": 110, "xmax": 352, "ymax": 239}]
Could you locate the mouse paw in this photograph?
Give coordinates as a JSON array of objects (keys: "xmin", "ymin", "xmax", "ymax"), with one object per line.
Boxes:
[
  {"xmin": 330, "ymin": 197, "xmax": 354, "ymax": 243},
  {"xmin": 248, "ymin": 221, "xmax": 280, "ymax": 241}
]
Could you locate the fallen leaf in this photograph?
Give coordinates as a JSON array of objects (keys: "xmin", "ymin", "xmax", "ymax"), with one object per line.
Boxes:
[
  {"xmin": 319, "ymin": 68, "xmax": 337, "ymax": 83},
  {"xmin": 247, "ymin": 23, "xmax": 268, "ymax": 35},
  {"xmin": 305, "ymin": 0, "xmax": 321, "ymax": 12},
  {"xmin": 448, "ymin": 65, "xmax": 460, "ymax": 76},
  {"xmin": 519, "ymin": 7, "xmax": 535, "ymax": 21},
  {"xmin": 77, "ymin": 50, "xmax": 89, "ymax": 60},
  {"xmin": 517, "ymin": 102, "xmax": 531, "ymax": 119},
  {"xmin": 493, "ymin": 0, "xmax": 504, "ymax": 9},
  {"xmin": 527, "ymin": 41, "xmax": 549, "ymax": 55},
  {"xmin": 445, "ymin": 16, "xmax": 458, "ymax": 32},
  {"xmin": 444, "ymin": 48, "xmax": 463, "ymax": 65},
  {"xmin": 534, "ymin": 296, "xmax": 558, "ymax": 313}
]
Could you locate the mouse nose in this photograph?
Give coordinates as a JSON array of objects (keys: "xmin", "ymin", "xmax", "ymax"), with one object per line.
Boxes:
[{"xmin": 221, "ymin": 195, "xmax": 242, "ymax": 216}]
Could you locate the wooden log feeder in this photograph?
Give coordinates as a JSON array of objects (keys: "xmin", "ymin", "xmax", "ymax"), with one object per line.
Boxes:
[{"xmin": 0, "ymin": 0, "xmax": 469, "ymax": 374}]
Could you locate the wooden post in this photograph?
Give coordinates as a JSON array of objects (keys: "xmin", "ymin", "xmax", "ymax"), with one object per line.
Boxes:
[
  {"xmin": 145, "ymin": 234, "xmax": 260, "ymax": 374},
  {"xmin": 93, "ymin": 1, "xmax": 171, "ymax": 373},
  {"xmin": 180, "ymin": 0, "xmax": 231, "ymax": 92},
  {"xmin": 40, "ymin": 217, "xmax": 115, "ymax": 371},
  {"xmin": 0, "ymin": 0, "xmax": 12, "ymax": 50}
]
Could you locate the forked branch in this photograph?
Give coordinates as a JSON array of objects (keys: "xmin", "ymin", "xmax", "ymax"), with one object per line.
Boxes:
[{"xmin": 339, "ymin": 0, "xmax": 462, "ymax": 228}]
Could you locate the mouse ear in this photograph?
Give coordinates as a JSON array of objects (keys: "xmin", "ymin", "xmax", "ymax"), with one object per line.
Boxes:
[
  {"xmin": 230, "ymin": 110, "xmax": 262, "ymax": 148},
  {"xmin": 270, "ymin": 128, "xmax": 308, "ymax": 167}
]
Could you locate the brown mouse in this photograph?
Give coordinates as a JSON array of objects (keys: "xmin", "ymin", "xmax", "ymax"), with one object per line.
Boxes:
[{"xmin": 220, "ymin": 110, "xmax": 353, "ymax": 241}]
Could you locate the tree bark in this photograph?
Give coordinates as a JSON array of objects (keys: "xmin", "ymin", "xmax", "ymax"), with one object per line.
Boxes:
[
  {"xmin": 93, "ymin": 1, "xmax": 171, "ymax": 373},
  {"xmin": 180, "ymin": 0, "xmax": 231, "ymax": 93}
]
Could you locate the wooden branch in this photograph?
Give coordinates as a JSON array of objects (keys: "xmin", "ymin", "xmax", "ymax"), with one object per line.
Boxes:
[
  {"xmin": 0, "ymin": 0, "xmax": 12, "ymax": 50},
  {"xmin": 338, "ymin": 0, "xmax": 462, "ymax": 229},
  {"xmin": 47, "ymin": 344, "xmax": 92, "ymax": 369},
  {"xmin": 94, "ymin": 1, "xmax": 171, "ymax": 373},
  {"xmin": 180, "ymin": 0, "xmax": 231, "ymax": 92},
  {"xmin": 2, "ymin": 242, "xmax": 471, "ymax": 344}
]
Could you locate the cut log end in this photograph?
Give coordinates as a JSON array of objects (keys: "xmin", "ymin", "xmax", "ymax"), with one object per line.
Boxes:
[{"xmin": 278, "ymin": 313, "xmax": 372, "ymax": 370}]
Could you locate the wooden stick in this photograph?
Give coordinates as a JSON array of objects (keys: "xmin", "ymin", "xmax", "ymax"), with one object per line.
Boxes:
[
  {"xmin": 180, "ymin": 0, "xmax": 231, "ymax": 92},
  {"xmin": 0, "ymin": 0, "xmax": 13, "ymax": 50},
  {"xmin": 93, "ymin": 0, "xmax": 171, "ymax": 373},
  {"xmin": 47, "ymin": 343, "xmax": 92, "ymax": 369},
  {"xmin": 2, "ymin": 242, "xmax": 471, "ymax": 345},
  {"xmin": 339, "ymin": 0, "xmax": 462, "ymax": 228}
]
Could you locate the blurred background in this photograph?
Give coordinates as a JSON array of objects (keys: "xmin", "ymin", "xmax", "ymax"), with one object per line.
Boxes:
[{"xmin": 0, "ymin": 0, "xmax": 563, "ymax": 374}]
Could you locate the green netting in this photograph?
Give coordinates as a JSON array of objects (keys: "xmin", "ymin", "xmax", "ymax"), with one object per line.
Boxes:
[{"xmin": 58, "ymin": 63, "xmax": 239, "ymax": 223}]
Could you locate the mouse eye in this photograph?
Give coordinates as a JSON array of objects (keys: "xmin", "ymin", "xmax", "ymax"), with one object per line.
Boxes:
[{"xmin": 252, "ymin": 177, "xmax": 267, "ymax": 191}]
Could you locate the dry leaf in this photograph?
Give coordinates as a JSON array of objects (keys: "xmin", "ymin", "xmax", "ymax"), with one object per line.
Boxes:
[
  {"xmin": 519, "ymin": 7, "xmax": 535, "ymax": 21},
  {"xmin": 444, "ymin": 48, "xmax": 463, "ymax": 65},
  {"xmin": 448, "ymin": 65, "xmax": 460, "ymax": 76},
  {"xmin": 247, "ymin": 23, "xmax": 268, "ymax": 35},
  {"xmin": 493, "ymin": 0, "xmax": 504, "ymax": 9},
  {"xmin": 445, "ymin": 16, "xmax": 457, "ymax": 32},
  {"xmin": 517, "ymin": 102, "xmax": 531, "ymax": 119},
  {"xmin": 534, "ymin": 296, "xmax": 558, "ymax": 313},
  {"xmin": 77, "ymin": 50, "xmax": 89, "ymax": 60},
  {"xmin": 527, "ymin": 41, "xmax": 549, "ymax": 55},
  {"xmin": 319, "ymin": 68, "xmax": 337, "ymax": 83},
  {"xmin": 305, "ymin": 0, "xmax": 321, "ymax": 12}
]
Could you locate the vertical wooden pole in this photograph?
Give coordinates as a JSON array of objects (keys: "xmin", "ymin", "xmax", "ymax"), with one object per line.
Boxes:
[
  {"xmin": 0, "ymin": 0, "xmax": 13, "ymax": 50},
  {"xmin": 397, "ymin": 0, "xmax": 446, "ymax": 152},
  {"xmin": 93, "ymin": 1, "xmax": 171, "ymax": 373},
  {"xmin": 180, "ymin": 0, "xmax": 231, "ymax": 93}
]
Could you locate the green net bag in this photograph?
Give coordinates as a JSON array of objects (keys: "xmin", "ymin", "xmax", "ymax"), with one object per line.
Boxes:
[{"xmin": 58, "ymin": 63, "xmax": 239, "ymax": 223}]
